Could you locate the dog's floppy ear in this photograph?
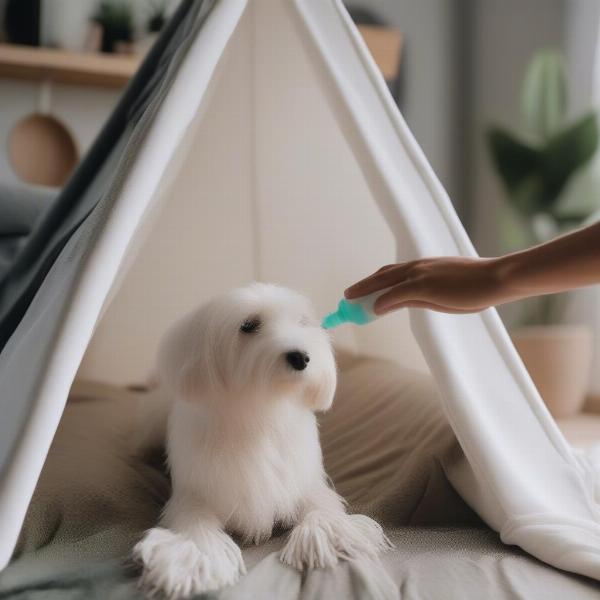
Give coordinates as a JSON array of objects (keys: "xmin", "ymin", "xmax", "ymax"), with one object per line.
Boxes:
[
  {"xmin": 157, "ymin": 308, "xmax": 226, "ymax": 402},
  {"xmin": 178, "ymin": 361, "xmax": 206, "ymax": 401},
  {"xmin": 304, "ymin": 365, "xmax": 337, "ymax": 412}
]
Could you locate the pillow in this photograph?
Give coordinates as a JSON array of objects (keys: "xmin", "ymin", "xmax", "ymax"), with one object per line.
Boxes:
[{"xmin": 322, "ymin": 351, "xmax": 480, "ymax": 526}]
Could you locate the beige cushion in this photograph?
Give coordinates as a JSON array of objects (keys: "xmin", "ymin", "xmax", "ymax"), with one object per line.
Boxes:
[{"xmin": 323, "ymin": 351, "xmax": 478, "ymax": 526}]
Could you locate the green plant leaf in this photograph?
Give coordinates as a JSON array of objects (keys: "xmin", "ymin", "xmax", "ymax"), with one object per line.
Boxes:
[
  {"xmin": 541, "ymin": 112, "xmax": 599, "ymax": 206},
  {"xmin": 510, "ymin": 175, "xmax": 547, "ymax": 216},
  {"xmin": 548, "ymin": 211, "xmax": 594, "ymax": 229},
  {"xmin": 498, "ymin": 203, "xmax": 536, "ymax": 252},
  {"xmin": 520, "ymin": 49, "xmax": 567, "ymax": 140},
  {"xmin": 486, "ymin": 128, "xmax": 540, "ymax": 193},
  {"xmin": 93, "ymin": 0, "xmax": 134, "ymax": 41}
]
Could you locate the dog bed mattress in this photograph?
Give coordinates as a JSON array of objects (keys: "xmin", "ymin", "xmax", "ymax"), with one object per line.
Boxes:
[{"xmin": 1, "ymin": 355, "xmax": 598, "ymax": 599}]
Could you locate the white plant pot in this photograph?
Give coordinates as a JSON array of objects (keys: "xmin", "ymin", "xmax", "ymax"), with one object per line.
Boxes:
[
  {"xmin": 562, "ymin": 285, "xmax": 600, "ymax": 398},
  {"xmin": 40, "ymin": 0, "xmax": 96, "ymax": 51},
  {"xmin": 511, "ymin": 324, "xmax": 593, "ymax": 419}
]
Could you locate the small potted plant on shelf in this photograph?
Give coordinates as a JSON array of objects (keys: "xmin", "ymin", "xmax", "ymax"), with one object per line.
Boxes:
[
  {"xmin": 487, "ymin": 49, "xmax": 599, "ymax": 418},
  {"xmin": 92, "ymin": 0, "xmax": 135, "ymax": 54},
  {"xmin": 147, "ymin": 0, "xmax": 168, "ymax": 34},
  {"xmin": 137, "ymin": 0, "xmax": 168, "ymax": 55}
]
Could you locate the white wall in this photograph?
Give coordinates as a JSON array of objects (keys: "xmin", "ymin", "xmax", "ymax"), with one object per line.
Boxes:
[
  {"xmin": 40, "ymin": 0, "xmax": 182, "ymax": 50},
  {"xmin": 468, "ymin": 0, "xmax": 565, "ymax": 256},
  {"xmin": 564, "ymin": 0, "xmax": 600, "ymax": 115},
  {"xmin": 0, "ymin": 0, "xmax": 176, "ymax": 188},
  {"xmin": 0, "ymin": 79, "xmax": 120, "ymax": 187},
  {"xmin": 347, "ymin": 0, "xmax": 461, "ymax": 208}
]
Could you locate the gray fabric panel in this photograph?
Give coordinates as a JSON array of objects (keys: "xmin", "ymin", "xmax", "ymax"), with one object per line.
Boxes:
[
  {"xmin": 0, "ymin": 184, "xmax": 54, "ymax": 280},
  {"xmin": 0, "ymin": 134, "xmax": 130, "ymax": 479},
  {"xmin": 0, "ymin": 0, "xmax": 217, "ymax": 483}
]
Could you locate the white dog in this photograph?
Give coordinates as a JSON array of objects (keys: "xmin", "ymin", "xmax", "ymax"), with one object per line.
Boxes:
[{"xmin": 133, "ymin": 283, "xmax": 389, "ymax": 598}]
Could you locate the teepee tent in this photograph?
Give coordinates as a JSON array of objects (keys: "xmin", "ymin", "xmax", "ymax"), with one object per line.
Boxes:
[{"xmin": 1, "ymin": 0, "xmax": 600, "ymax": 583}]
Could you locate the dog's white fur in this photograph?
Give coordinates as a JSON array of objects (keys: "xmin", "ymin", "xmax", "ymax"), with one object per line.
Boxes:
[{"xmin": 133, "ymin": 283, "xmax": 389, "ymax": 598}]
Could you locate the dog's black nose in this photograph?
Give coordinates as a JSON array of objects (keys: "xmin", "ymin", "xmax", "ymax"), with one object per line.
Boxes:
[{"xmin": 286, "ymin": 351, "xmax": 310, "ymax": 371}]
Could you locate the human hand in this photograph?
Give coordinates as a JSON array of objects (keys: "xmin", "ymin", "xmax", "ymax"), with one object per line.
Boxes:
[{"xmin": 344, "ymin": 257, "xmax": 508, "ymax": 315}]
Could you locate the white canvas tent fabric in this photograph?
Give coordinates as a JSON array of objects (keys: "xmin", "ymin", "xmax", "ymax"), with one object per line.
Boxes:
[{"xmin": 1, "ymin": 0, "xmax": 600, "ymax": 584}]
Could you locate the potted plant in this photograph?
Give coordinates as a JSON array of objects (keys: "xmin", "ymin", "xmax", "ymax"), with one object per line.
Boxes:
[
  {"xmin": 136, "ymin": 0, "xmax": 168, "ymax": 55},
  {"xmin": 487, "ymin": 49, "xmax": 599, "ymax": 418},
  {"xmin": 92, "ymin": 0, "xmax": 135, "ymax": 54},
  {"xmin": 147, "ymin": 0, "xmax": 167, "ymax": 34}
]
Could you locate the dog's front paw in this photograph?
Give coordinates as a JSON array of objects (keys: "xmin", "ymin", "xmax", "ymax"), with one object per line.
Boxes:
[
  {"xmin": 133, "ymin": 527, "xmax": 246, "ymax": 598},
  {"xmin": 280, "ymin": 512, "xmax": 392, "ymax": 570}
]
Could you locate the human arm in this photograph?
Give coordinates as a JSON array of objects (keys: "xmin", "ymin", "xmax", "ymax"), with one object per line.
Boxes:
[{"xmin": 344, "ymin": 221, "xmax": 600, "ymax": 315}]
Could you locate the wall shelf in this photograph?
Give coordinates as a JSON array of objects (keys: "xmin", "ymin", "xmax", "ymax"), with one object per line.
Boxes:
[
  {"xmin": 0, "ymin": 44, "xmax": 140, "ymax": 88},
  {"xmin": 358, "ymin": 26, "xmax": 402, "ymax": 82},
  {"xmin": 0, "ymin": 25, "xmax": 400, "ymax": 90}
]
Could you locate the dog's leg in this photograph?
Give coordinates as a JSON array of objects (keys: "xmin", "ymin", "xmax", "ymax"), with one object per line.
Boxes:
[
  {"xmin": 280, "ymin": 483, "xmax": 391, "ymax": 570},
  {"xmin": 131, "ymin": 387, "xmax": 171, "ymax": 458},
  {"xmin": 133, "ymin": 494, "xmax": 246, "ymax": 599}
]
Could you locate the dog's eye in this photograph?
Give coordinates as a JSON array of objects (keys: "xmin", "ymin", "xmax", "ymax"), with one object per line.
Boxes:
[{"xmin": 240, "ymin": 317, "xmax": 261, "ymax": 334}]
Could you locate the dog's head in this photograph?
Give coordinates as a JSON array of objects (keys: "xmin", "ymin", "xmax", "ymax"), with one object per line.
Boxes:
[{"xmin": 158, "ymin": 283, "xmax": 337, "ymax": 411}]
